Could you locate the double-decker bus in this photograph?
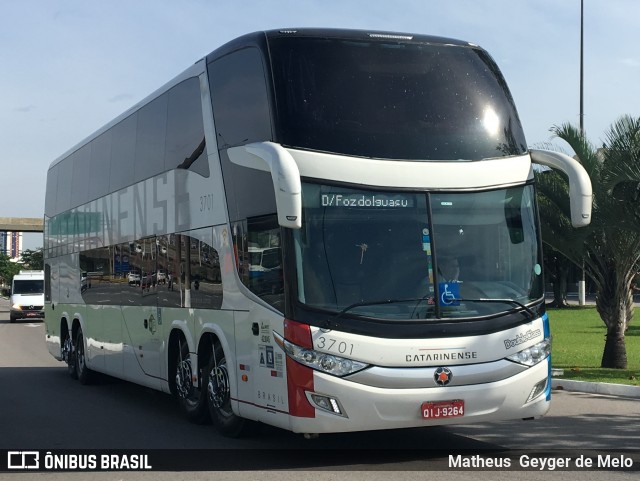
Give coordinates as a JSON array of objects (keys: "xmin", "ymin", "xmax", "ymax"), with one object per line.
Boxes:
[{"xmin": 43, "ymin": 29, "xmax": 591, "ymax": 437}]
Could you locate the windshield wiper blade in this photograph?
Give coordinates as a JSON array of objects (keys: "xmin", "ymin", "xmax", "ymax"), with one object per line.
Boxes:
[
  {"xmin": 320, "ymin": 297, "xmax": 536, "ymax": 328},
  {"xmin": 457, "ymin": 298, "xmax": 537, "ymax": 320},
  {"xmin": 322, "ymin": 297, "xmax": 425, "ymax": 328}
]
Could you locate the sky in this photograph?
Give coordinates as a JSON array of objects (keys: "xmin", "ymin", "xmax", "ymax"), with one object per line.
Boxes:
[{"xmin": 2, "ymin": 0, "xmax": 639, "ymax": 249}]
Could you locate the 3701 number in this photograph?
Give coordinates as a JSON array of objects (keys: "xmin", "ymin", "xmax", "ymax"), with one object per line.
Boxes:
[
  {"xmin": 200, "ymin": 194, "xmax": 214, "ymax": 212},
  {"xmin": 315, "ymin": 336, "xmax": 355, "ymax": 356}
]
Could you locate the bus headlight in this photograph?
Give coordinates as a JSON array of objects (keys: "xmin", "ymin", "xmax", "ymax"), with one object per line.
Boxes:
[
  {"xmin": 274, "ymin": 332, "xmax": 369, "ymax": 377},
  {"xmin": 11, "ymin": 304, "xmax": 23, "ymax": 311},
  {"xmin": 506, "ymin": 337, "xmax": 551, "ymax": 366}
]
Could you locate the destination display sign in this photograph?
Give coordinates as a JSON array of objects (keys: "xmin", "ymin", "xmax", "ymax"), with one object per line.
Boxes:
[{"xmin": 320, "ymin": 193, "xmax": 415, "ymax": 208}]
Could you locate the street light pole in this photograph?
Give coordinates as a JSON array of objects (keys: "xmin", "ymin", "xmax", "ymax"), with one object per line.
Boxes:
[
  {"xmin": 578, "ymin": 0, "xmax": 587, "ymax": 306},
  {"xmin": 579, "ymin": 0, "xmax": 584, "ymax": 134}
]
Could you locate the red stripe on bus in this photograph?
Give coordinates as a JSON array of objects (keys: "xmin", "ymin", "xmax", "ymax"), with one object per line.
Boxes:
[
  {"xmin": 284, "ymin": 319, "xmax": 313, "ymax": 349},
  {"xmin": 284, "ymin": 319, "xmax": 315, "ymax": 417},
  {"xmin": 286, "ymin": 357, "xmax": 315, "ymax": 418}
]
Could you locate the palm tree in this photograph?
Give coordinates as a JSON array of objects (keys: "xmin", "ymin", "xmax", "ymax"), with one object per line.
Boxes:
[{"xmin": 536, "ymin": 116, "xmax": 640, "ymax": 369}]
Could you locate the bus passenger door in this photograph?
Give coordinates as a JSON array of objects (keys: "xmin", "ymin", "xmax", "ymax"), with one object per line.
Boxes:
[{"xmin": 121, "ymin": 237, "xmax": 163, "ymax": 379}]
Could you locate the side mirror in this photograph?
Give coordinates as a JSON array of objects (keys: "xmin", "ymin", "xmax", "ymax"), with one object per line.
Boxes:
[
  {"xmin": 530, "ymin": 149, "xmax": 593, "ymax": 227},
  {"xmin": 228, "ymin": 142, "xmax": 302, "ymax": 229}
]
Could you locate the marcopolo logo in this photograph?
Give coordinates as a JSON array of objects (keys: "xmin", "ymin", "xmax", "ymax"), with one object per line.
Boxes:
[
  {"xmin": 433, "ymin": 367, "xmax": 453, "ymax": 386},
  {"xmin": 503, "ymin": 329, "xmax": 541, "ymax": 350}
]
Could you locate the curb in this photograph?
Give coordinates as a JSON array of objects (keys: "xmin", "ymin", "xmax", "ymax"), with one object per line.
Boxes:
[{"xmin": 551, "ymin": 378, "xmax": 640, "ymax": 398}]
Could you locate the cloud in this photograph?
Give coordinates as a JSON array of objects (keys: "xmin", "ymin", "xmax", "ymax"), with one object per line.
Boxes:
[
  {"xmin": 620, "ymin": 58, "xmax": 640, "ymax": 68},
  {"xmin": 108, "ymin": 93, "xmax": 134, "ymax": 103},
  {"xmin": 14, "ymin": 104, "xmax": 36, "ymax": 113}
]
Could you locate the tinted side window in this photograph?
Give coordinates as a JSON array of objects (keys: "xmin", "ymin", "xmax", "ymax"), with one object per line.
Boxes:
[
  {"xmin": 232, "ymin": 214, "xmax": 283, "ymax": 311},
  {"xmin": 219, "ymin": 151, "xmax": 277, "ymax": 223},
  {"xmin": 89, "ymin": 131, "xmax": 112, "ymax": 200},
  {"xmin": 158, "ymin": 230, "xmax": 222, "ymax": 309},
  {"xmin": 135, "ymin": 94, "xmax": 168, "ymax": 183},
  {"xmin": 70, "ymin": 144, "xmax": 92, "ymax": 208},
  {"xmin": 80, "ymin": 232, "xmax": 222, "ymax": 310},
  {"xmin": 45, "ymin": 165, "xmax": 58, "ymax": 218},
  {"xmin": 209, "ymin": 47, "xmax": 273, "ymax": 148},
  {"xmin": 166, "ymin": 78, "xmax": 209, "ymax": 177},
  {"xmin": 56, "ymin": 156, "xmax": 74, "ymax": 216},
  {"xmin": 110, "ymin": 113, "xmax": 137, "ymax": 192}
]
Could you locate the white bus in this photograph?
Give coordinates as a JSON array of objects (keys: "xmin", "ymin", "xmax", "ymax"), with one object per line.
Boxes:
[{"xmin": 44, "ymin": 29, "xmax": 591, "ymax": 437}]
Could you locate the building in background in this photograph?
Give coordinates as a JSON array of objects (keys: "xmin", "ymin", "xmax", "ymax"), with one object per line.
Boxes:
[{"xmin": 0, "ymin": 231, "xmax": 23, "ymax": 260}]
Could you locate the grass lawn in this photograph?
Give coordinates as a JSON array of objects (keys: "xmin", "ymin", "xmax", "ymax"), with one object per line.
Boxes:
[{"xmin": 547, "ymin": 306, "xmax": 640, "ymax": 386}]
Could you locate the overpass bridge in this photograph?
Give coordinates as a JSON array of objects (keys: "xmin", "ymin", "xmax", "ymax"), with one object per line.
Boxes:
[{"xmin": 0, "ymin": 217, "xmax": 43, "ymax": 233}]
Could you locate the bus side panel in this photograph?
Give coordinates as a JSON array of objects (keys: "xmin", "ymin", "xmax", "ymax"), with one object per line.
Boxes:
[
  {"xmin": 233, "ymin": 308, "xmax": 291, "ymax": 430},
  {"xmin": 44, "ymin": 263, "xmax": 61, "ymax": 360},
  {"xmin": 101, "ymin": 304, "xmax": 124, "ymax": 378}
]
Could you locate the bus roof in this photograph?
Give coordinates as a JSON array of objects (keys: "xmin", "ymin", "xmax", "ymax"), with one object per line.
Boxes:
[
  {"xmin": 206, "ymin": 28, "xmax": 475, "ymax": 63},
  {"xmin": 48, "ymin": 28, "xmax": 477, "ymax": 172}
]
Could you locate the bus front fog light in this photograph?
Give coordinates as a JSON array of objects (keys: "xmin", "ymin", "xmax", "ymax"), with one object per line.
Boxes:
[
  {"xmin": 308, "ymin": 392, "xmax": 346, "ymax": 417},
  {"xmin": 526, "ymin": 378, "xmax": 548, "ymax": 403}
]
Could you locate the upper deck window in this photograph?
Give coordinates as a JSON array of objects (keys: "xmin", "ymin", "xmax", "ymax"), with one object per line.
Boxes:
[{"xmin": 269, "ymin": 37, "xmax": 527, "ymax": 161}]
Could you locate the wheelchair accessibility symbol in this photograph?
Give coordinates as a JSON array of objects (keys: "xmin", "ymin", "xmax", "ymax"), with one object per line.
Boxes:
[{"xmin": 439, "ymin": 282, "xmax": 460, "ymax": 306}]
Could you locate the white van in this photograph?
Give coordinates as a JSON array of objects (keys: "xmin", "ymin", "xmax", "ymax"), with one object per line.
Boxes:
[{"xmin": 10, "ymin": 270, "xmax": 45, "ymax": 322}]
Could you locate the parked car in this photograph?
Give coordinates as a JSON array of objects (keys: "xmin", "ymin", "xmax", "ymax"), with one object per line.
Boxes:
[{"xmin": 128, "ymin": 271, "xmax": 141, "ymax": 285}]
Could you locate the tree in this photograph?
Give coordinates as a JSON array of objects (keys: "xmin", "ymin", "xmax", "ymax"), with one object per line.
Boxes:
[
  {"xmin": 543, "ymin": 246, "xmax": 572, "ymax": 308},
  {"xmin": 536, "ymin": 116, "xmax": 640, "ymax": 369},
  {"xmin": 0, "ymin": 254, "xmax": 21, "ymax": 289},
  {"xmin": 20, "ymin": 248, "xmax": 44, "ymax": 270}
]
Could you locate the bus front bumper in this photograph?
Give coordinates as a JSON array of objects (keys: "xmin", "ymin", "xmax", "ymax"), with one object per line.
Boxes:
[{"xmin": 288, "ymin": 359, "xmax": 550, "ymax": 434}]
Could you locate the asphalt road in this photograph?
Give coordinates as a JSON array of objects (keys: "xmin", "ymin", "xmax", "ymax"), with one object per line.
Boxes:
[{"xmin": 0, "ymin": 296, "xmax": 638, "ymax": 480}]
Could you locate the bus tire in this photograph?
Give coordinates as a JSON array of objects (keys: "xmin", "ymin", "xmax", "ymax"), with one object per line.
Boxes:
[
  {"xmin": 75, "ymin": 327, "xmax": 93, "ymax": 385},
  {"xmin": 62, "ymin": 329, "xmax": 78, "ymax": 380},
  {"xmin": 176, "ymin": 337, "xmax": 211, "ymax": 424},
  {"xmin": 206, "ymin": 343, "xmax": 250, "ymax": 437}
]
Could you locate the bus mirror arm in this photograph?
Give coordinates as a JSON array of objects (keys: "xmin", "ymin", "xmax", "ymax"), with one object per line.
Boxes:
[
  {"xmin": 228, "ymin": 142, "xmax": 302, "ymax": 229},
  {"xmin": 530, "ymin": 149, "xmax": 593, "ymax": 228}
]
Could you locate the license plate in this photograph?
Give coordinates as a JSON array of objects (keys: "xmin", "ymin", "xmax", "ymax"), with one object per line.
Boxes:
[
  {"xmin": 421, "ymin": 400, "xmax": 464, "ymax": 419},
  {"xmin": 27, "ymin": 313, "xmax": 37, "ymax": 317}
]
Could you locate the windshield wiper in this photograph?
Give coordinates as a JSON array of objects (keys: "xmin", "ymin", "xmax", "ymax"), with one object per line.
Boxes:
[
  {"xmin": 456, "ymin": 298, "xmax": 537, "ymax": 320},
  {"xmin": 319, "ymin": 297, "xmax": 536, "ymax": 328},
  {"xmin": 321, "ymin": 297, "xmax": 427, "ymax": 328}
]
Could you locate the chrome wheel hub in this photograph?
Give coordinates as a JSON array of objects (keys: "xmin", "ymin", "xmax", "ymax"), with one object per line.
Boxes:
[
  {"xmin": 175, "ymin": 358, "xmax": 193, "ymax": 399},
  {"xmin": 62, "ymin": 336, "xmax": 73, "ymax": 364},
  {"xmin": 207, "ymin": 363, "xmax": 230, "ymax": 410}
]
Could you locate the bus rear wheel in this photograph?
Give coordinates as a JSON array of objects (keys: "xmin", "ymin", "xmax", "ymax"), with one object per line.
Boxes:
[
  {"xmin": 176, "ymin": 337, "xmax": 210, "ymax": 424},
  {"xmin": 206, "ymin": 343, "xmax": 250, "ymax": 437},
  {"xmin": 62, "ymin": 330, "xmax": 78, "ymax": 380}
]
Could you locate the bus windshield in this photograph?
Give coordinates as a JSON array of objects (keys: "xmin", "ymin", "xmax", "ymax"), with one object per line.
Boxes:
[
  {"xmin": 269, "ymin": 36, "xmax": 527, "ymax": 160},
  {"xmin": 293, "ymin": 183, "xmax": 543, "ymax": 320}
]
